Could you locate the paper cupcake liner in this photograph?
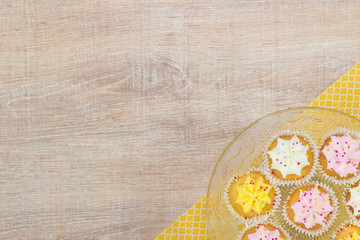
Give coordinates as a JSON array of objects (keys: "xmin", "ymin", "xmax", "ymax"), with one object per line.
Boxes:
[
  {"xmin": 224, "ymin": 167, "xmax": 281, "ymax": 225},
  {"xmin": 263, "ymin": 130, "xmax": 320, "ymax": 186},
  {"xmin": 281, "ymin": 180, "xmax": 339, "ymax": 237},
  {"xmin": 236, "ymin": 221, "xmax": 292, "ymax": 240},
  {"xmin": 331, "ymin": 220, "xmax": 360, "ymax": 240},
  {"xmin": 319, "ymin": 128, "xmax": 360, "ymax": 185},
  {"xmin": 343, "ymin": 183, "xmax": 360, "ymax": 224}
]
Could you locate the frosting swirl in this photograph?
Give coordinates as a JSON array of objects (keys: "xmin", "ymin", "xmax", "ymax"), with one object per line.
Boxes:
[
  {"xmin": 236, "ymin": 176, "xmax": 272, "ymax": 214},
  {"xmin": 267, "ymin": 136, "xmax": 310, "ymax": 178},
  {"xmin": 247, "ymin": 225, "xmax": 282, "ymax": 240},
  {"xmin": 322, "ymin": 134, "xmax": 360, "ymax": 177},
  {"xmin": 291, "ymin": 187, "xmax": 333, "ymax": 229},
  {"xmin": 347, "ymin": 185, "xmax": 360, "ymax": 217},
  {"xmin": 341, "ymin": 231, "xmax": 360, "ymax": 240}
]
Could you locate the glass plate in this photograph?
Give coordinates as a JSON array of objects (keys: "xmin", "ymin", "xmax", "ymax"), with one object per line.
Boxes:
[{"xmin": 206, "ymin": 106, "xmax": 360, "ymax": 239}]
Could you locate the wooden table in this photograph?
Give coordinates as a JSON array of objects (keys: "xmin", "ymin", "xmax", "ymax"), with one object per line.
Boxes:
[{"xmin": 1, "ymin": 1, "xmax": 360, "ymax": 239}]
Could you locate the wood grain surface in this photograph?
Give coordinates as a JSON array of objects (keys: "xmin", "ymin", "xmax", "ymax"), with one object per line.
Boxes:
[{"xmin": 1, "ymin": 0, "xmax": 360, "ymax": 239}]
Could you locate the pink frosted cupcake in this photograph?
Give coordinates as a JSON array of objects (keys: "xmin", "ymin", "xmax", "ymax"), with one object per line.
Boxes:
[
  {"xmin": 238, "ymin": 223, "xmax": 290, "ymax": 240},
  {"xmin": 283, "ymin": 182, "xmax": 338, "ymax": 236},
  {"xmin": 320, "ymin": 131, "xmax": 360, "ymax": 184}
]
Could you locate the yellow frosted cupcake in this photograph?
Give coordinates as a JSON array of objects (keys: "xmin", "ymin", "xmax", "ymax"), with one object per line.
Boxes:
[{"xmin": 225, "ymin": 171, "xmax": 277, "ymax": 219}]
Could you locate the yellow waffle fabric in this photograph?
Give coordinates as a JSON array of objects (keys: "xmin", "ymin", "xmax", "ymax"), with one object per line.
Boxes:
[{"xmin": 155, "ymin": 61, "xmax": 360, "ymax": 240}]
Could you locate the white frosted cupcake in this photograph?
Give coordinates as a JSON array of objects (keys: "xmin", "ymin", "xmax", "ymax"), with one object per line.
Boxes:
[
  {"xmin": 345, "ymin": 179, "xmax": 360, "ymax": 222},
  {"xmin": 264, "ymin": 130, "xmax": 318, "ymax": 185}
]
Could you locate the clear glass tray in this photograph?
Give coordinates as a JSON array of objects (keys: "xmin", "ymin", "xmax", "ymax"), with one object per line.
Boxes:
[{"xmin": 206, "ymin": 106, "xmax": 360, "ymax": 239}]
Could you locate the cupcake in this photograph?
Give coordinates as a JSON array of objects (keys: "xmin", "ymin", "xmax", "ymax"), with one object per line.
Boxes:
[
  {"xmin": 225, "ymin": 170, "xmax": 278, "ymax": 220},
  {"xmin": 336, "ymin": 231, "xmax": 360, "ymax": 240},
  {"xmin": 345, "ymin": 180, "xmax": 360, "ymax": 220},
  {"xmin": 265, "ymin": 131, "xmax": 317, "ymax": 185},
  {"xmin": 283, "ymin": 182, "xmax": 338, "ymax": 236},
  {"xmin": 319, "ymin": 131, "xmax": 360, "ymax": 184},
  {"xmin": 238, "ymin": 223, "xmax": 290, "ymax": 240},
  {"xmin": 332, "ymin": 221, "xmax": 360, "ymax": 240}
]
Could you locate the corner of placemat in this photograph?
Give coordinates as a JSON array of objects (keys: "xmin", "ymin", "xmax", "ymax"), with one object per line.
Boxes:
[
  {"xmin": 309, "ymin": 62, "xmax": 360, "ymax": 120},
  {"xmin": 154, "ymin": 196, "xmax": 210, "ymax": 240},
  {"xmin": 155, "ymin": 61, "xmax": 360, "ymax": 240}
]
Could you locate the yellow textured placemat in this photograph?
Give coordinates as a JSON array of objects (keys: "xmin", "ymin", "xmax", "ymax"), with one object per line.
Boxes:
[{"xmin": 155, "ymin": 61, "xmax": 360, "ymax": 240}]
